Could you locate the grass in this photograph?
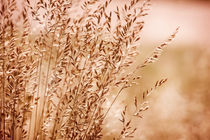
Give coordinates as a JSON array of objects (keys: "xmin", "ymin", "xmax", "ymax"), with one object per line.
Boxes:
[{"xmin": 0, "ymin": 0, "xmax": 178, "ymax": 139}]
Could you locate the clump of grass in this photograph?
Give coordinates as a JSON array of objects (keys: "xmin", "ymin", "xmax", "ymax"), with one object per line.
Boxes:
[{"xmin": 0, "ymin": 0, "xmax": 178, "ymax": 139}]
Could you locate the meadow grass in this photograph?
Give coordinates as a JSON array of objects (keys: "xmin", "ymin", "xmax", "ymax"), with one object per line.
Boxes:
[{"xmin": 0, "ymin": 0, "xmax": 178, "ymax": 139}]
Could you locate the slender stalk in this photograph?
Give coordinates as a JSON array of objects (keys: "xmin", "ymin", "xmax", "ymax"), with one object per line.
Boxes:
[
  {"xmin": 27, "ymin": 45, "xmax": 40, "ymax": 140},
  {"xmin": 82, "ymin": 83, "xmax": 125, "ymax": 139},
  {"xmin": 82, "ymin": 62, "xmax": 110, "ymax": 140},
  {"xmin": 53, "ymin": 50, "xmax": 72, "ymax": 139},
  {"xmin": 51, "ymin": 28, "xmax": 65, "ymax": 139},
  {"xmin": 33, "ymin": 54, "xmax": 43, "ymax": 140},
  {"xmin": 82, "ymin": 97, "xmax": 100, "ymax": 140},
  {"xmin": 20, "ymin": 30, "xmax": 31, "ymax": 140},
  {"xmin": 103, "ymin": 86, "xmax": 125, "ymax": 120},
  {"xmin": 70, "ymin": 62, "xmax": 86, "ymax": 140},
  {"xmin": 11, "ymin": 79, "xmax": 18, "ymax": 140},
  {"xmin": 1, "ymin": 23, "xmax": 6, "ymax": 140},
  {"xmin": 2, "ymin": 36, "xmax": 6, "ymax": 140},
  {"xmin": 19, "ymin": 80, "xmax": 28, "ymax": 140},
  {"xmin": 37, "ymin": 30, "xmax": 56, "ymax": 139}
]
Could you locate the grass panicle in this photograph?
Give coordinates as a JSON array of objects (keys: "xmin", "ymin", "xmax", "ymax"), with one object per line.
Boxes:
[{"xmin": 0, "ymin": 0, "xmax": 178, "ymax": 139}]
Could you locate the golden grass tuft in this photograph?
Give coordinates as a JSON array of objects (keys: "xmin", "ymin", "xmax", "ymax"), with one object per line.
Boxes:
[{"xmin": 0, "ymin": 0, "xmax": 178, "ymax": 139}]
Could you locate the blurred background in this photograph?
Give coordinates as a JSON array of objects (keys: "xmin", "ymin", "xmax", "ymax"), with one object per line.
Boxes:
[{"xmin": 104, "ymin": 0, "xmax": 210, "ymax": 140}]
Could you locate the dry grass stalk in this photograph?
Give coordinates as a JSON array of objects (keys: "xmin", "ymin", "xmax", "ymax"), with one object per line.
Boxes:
[{"xmin": 0, "ymin": 0, "xmax": 178, "ymax": 139}]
